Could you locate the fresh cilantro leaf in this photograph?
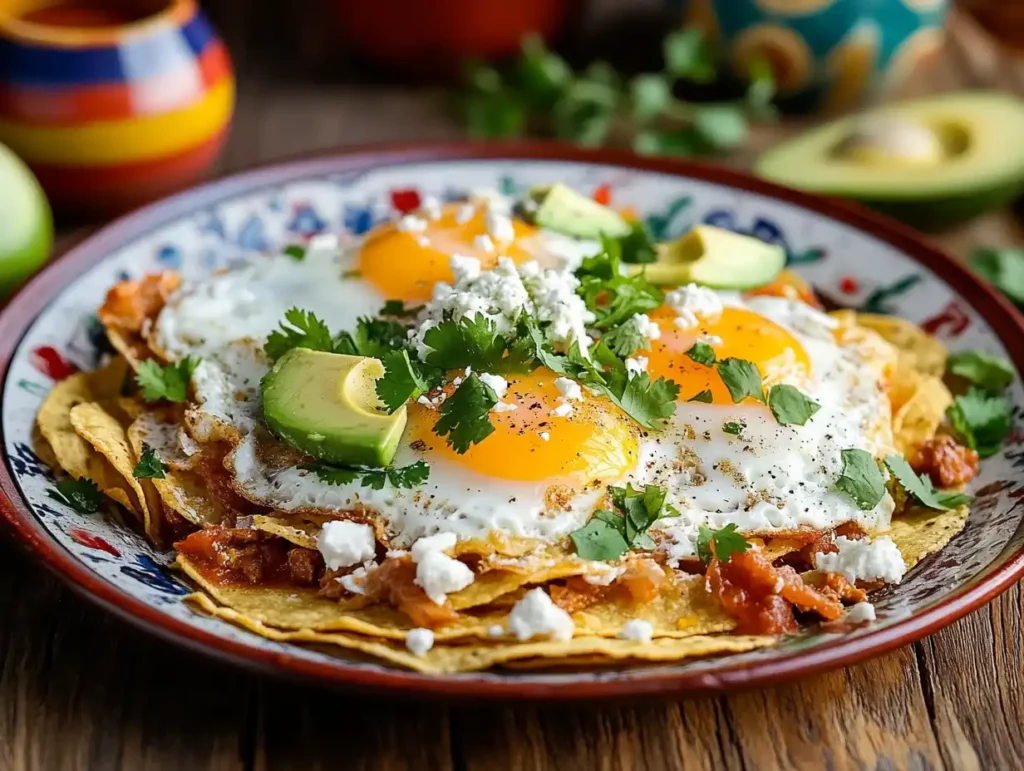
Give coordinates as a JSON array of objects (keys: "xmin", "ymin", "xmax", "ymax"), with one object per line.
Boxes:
[
  {"xmin": 767, "ymin": 384, "xmax": 820, "ymax": 426},
  {"xmin": 616, "ymin": 372, "xmax": 679, "ymax": 429},
  {"xmin": 380, "ymin": 300, "xmax": 424, "ymax": 319},
  {"xmin": 571, "ymin": 483, "xmax": 668, "ymax": 560},
  {"xmin": 696, "ymin": 523, "xmax": 751, "ymax": 565},
  {"xmin": 133, "ymin": 443, "xmax": 168, "ymax": 480},
  {"xmin": 633, "ymin": 127, "xmax": 706, "ymax": 158},
  {"xmin": 663, "ymin": 29, "xmax": 716, "ymax": 83},
  {"xmin": 693, "ymin": 105, "xmax": 749, "ymax": 151},
  {"xmin": 834, "ymin": 448, "xmax": 885, "ymax": 510},
  {"xmin": 601, "ymin": 318, "xmax": 646, "ymax": 357},
  {"xmin": 947, "ymin": 350, "xmax": 1014, "ymax": 392},
  {"xmin": 946, "ymin": 387, "xmax": 1012, "ymax": 458},
  {"xmin": 685, "ymin": 342, "xmax": 716, "ymax": 366},
  {"xmin": 302, "ymin": 460, "xmax": 431, "ymax": 489},
  {"xmin": 387, "ymin": 460, "xmax": 431, "ymax": 489},
  {"xmin": 283, "ymin": 244, "xmax": 306, "ymax": 261},
  {"xmin": 47, "ymin": 478, "xmax": 103, "ymax": 514},
  {"xmin": 744, "ymin": 57, "xmax": 778, "ymax": 121},
  {"xmin": 688, "ymin": 389, "xmax": 713, "ymax": 403},
  {"xmin": 465, "ymin": 91, "xmax": 526, "ymax": 139},
  {"xmin": 723, "ymin": 421, "xmax": 744, "ymax": 436},
  {"xmin": 136, "ymin": 356, "xmax": 201, "ymax": 403},
  {"xmin": 576, "ymin": 238, "xmax": 663, "ymax": 330},
  {"xmin": 617, "ymin": 221, "xmax": 658, "ymax": 265},
  {"xmin": 884, "ymin": 455, "xmax": 962, "ymax": 511},
  {"xmin": 516, "ymin": 35, "xmax": 572, "ymax": 110},
  {"xmin": 264, "ymin": 308, "xmax": 337, "ymax": 361},
  {"xmin": 350, "ymin": 318, "xmax": 410, "ymax": 359},
  {"xmin": 434, "ymin": 374, "xmax": 497, "ymax": 453},
  {"xmin": 552, "ymin": 77, "xmax": 618, "ymax": 147},
  {"xmin": 514, "ymin": 315, "xmax": 567, "ymax": 375},
  {"xmin": 376, "ymin": 350, "xmax": 442, "ymax": 413},
  {"xmin": 422, "ymin": 315, "xmax": 508, "ymax": 372},
  {"xmin": 972, "ymin": 247, "xmax": 1024, "ymax": 305},
  {"xmin": 630, "ymin": 73, "xmax": 672, "ymax": 123},
  {"xmin": 571, "ymin": 510, "xmax": 629, "ymax": 560},
  {"xmin": 717, "ymin": 358, "xmax": 764, "ymax": 404}
]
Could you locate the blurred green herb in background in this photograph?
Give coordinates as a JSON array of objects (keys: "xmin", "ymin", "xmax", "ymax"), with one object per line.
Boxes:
[
  {"xmin": 972, "ymin": 247, "xmax": 1024, "ymax": 306},
  {"xmin": 462, "ymin": 31, "xmax": 776, "ymax": 157}
]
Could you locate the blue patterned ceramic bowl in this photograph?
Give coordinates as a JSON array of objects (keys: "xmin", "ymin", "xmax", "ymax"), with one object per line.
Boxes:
[
  {"xmin": 681, "ymin": 0, "xmax": 950, "ymax": 112},
  {"xmin": 1, "ymin": 144, "xmax": 1022, "ymax": 699}
]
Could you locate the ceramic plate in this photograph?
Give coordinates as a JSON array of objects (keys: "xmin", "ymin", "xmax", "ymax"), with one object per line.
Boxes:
[{"xmin": 3, "ymin": 144, "xmax": 1023, "ymax": 700}]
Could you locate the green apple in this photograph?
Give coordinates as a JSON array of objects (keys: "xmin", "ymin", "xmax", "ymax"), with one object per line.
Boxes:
[{"xmin": 0, "ymin": 142, "xmax": 53, "ymax": 299}]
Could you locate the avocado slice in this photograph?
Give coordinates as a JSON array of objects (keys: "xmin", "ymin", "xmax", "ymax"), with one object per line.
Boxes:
[
  {"xmin": 631, "ymin": 225, "xmax": 785, "ymax": 290},
  {"xmin": 756, "ymin": 92, "xmax": 1024, "ymax": 231},
  {"xmin": 261, "ymin": 348, "xmax": 407, "ymax": 467},
  {"xmin": 528, "ymin": 183, "xmax": 631, "ymax": 239}
]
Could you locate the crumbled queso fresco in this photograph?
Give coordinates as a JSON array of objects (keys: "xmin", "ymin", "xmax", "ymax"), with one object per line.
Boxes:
[
  {"xmin": 815, "ymin": 536, "xmax": 906, "ymax": 584},
  {"xmin": 508, "ymin": 588, "xmax": 575, "ymax": 641}
]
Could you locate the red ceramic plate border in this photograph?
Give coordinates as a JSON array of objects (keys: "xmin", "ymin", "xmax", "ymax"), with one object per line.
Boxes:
[{"xmin": 2, "ymin": 142, "xmax": 1024, "ymax": 701}]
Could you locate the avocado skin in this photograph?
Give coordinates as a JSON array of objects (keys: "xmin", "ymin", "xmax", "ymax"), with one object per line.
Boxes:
[
  {"xmin": 261, "ymin": 348, "xmax": 406, "ymax": 468},
  {"xmin": 852, "ymin": 180, "xmax": 1024, "ymax": 232}
]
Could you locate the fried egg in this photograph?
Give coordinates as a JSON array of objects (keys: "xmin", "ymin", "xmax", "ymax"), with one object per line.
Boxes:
[{"xmin": 153, "ymin": 193, "xmax": 896, "ymax": 554}]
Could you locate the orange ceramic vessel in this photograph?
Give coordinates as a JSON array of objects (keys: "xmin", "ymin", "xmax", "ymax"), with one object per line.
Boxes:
[{"xmin": 0, "ymin": 0, "xmax": 234, "ymax": 215}]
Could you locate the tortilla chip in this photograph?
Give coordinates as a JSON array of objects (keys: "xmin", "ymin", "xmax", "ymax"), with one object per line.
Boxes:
[
  {"xmin": 570, "ymin": 574, "xmax": 737, "ymax": 639},
  {"xmin": 36, "ymin": 359, "xmax": 140, "ymax": 511},
  {"xmin": 253, "ymin": 515, "xmax": 319, "ymax": 549},
  {"xmin": 69, "ymin": 401, "xmax": 164, "ymax": 541},
  {"xmin": 30, "ymin": 423, "xmax": 58, "ymax": 469},
  {"xmin": 127, "ymin": 409, "xmax": 228, "ymax": 528},
  {"xmin": 856, "ymin": 313, "xmax": 947, "ymax": 378},
  {"xmin": 883, "ymin": 504, "xmax": 968, "ymax": 570},
  {"xmin": 892, "ymin": 376, "xmax": 953, "ymax": 457},
  {"xmin": 186, "ymin": 591, "xmax": 774, "ymax": 674}
]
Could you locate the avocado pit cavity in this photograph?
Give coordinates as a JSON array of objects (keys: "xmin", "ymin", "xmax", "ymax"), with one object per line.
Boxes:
[{"xmin": 832, "ymin": 115, "xmax": 946, "ymax": 168}]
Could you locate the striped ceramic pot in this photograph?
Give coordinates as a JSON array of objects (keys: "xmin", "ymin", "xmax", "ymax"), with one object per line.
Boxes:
[{"xmin": 0, "ymin": 0, "xmax": 234, "ymax": 216}]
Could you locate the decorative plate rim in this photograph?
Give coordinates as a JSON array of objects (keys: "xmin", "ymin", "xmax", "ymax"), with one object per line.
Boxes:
[{"xmin": 3, "ymin": 141, "xmax": 1024, "ymax": 701}]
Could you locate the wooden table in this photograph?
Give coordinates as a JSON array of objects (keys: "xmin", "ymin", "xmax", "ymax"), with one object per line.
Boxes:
[{"xmin": 3, "ymin": 9, "xmax": 1024, "ymax": 770}]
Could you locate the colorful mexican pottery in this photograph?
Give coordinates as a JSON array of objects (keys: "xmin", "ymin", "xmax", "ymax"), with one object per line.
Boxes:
[
  {"xmin": 680, "ymin": 0, "xmax": 950, "ymax": 113},
  {"xmin": 0, "ymin": 0, "xmax": 234, "ymax": 216},
  {"xmin": 3, "ymin": 144, "xmax": 1024, "ymax": 698}
]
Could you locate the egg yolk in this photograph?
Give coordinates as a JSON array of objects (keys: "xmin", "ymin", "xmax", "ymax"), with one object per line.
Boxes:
[
  {"xmin": 646, "ymin": 306, "xmax": 810, "ymax": 404},
  {"xmin": 359, "ymin": 203, "xmax": 538, "ymax": 302},
  {"xmin": 405, "ymin": 369, "xmax": 639, "ymax": 483}
]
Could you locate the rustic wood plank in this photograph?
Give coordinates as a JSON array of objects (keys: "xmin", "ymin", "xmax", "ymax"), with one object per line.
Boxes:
[
  {"xmin": 253, "ymin": 681, "xmax": 453, "ymax": 771},
  {"xmin": 0, "ymin": 540, "xmax": 251, "ymax": 771},
  {"xmin": 915, "ymin": 585, "xmax": 1024, "ymax": 770}
]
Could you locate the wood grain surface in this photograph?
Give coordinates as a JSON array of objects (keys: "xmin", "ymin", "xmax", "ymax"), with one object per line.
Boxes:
[{"xmin": 2, "ymin": 6, "xmax": 1024, "ymax": 769}]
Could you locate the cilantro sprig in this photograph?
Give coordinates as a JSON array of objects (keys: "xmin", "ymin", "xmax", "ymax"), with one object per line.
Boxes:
[
  {"xmin": 303, "ymin": 460, "xmax": 430, "ymax": 490},
  {"xmin": 834, "ymin": 449, "xmax": 886, "ymax": 510},
  {"xmin": 767, "ymin": 384, "xmax": 820, "ymax": 427},
  {"xmin": 264, "ymin": 308, "xmax": 339, "ymax": 361},
  {"xmin": 376, "ymin": 350, "xmax": 442, "ymax": 414},
  {"xmin": 696, "ymin": 523, "xmax": 750, "ymax": 565},
  {"xmin": 575, "ymin": 238, "xmax": 663, "ymax": 331},
  {"xmin": 136, "ymin": 356, "xmax": 201, "ymax": 403},
  {"xmin": 48, "ymin": 478, "xmax": 103, "ymax": 514},
  {"xmin": 570, "ymin": 483, "xmax": 669, "ymax": 560},
  {"xmin": 946, "ymin": 388, "xmax": 1012, "ymax": 459},
  {"xmin": 717, "ymin": 358, "xmax": 764, "ymax": 404},
  {"xmin": 380, "ymin": 299, "xmax": 424, "ymax": 319},
  {"xmin": 947, "ymin": 350, "xmax": 1014, "ymax": 392},
  {"xmin": 884, "ymin": 455, "xmax": 969, "ymax": 510},
  {"xmin": 133, "ymin": 443, "xmax": 168, "ymax": 480},
  {"xmin": 434, "ymin": 374, "xmax": 498, "ymax": 453},
  {"xmin": 685, "ymin": 342, "xmax": 716, "ymax": 367}
]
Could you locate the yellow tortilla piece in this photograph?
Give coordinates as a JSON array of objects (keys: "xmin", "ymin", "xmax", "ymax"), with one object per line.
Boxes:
[
  {"xmin": 69, "ymin": 401, "xmax": 164, "ymax": 542},
  {"xmin": 570, "ymin": 574, "xmax": 738, "ymax": 639},
  {"xmin": 186, "ymin": 592, "xmax": 774, "ymax": 674},
  {"xmin": 855, "ymin": 313, "xmax": 947, "ymax": 378},
  {"xmin": 253, "ymin": 515, "xmax": 319, "ymax": 550},
  {"xmin": 36, "ymin": 358, "xmax": 140, "ymax": 514},
  {"xmin": 127, "ymin": 409, "xmax": 228, "ymax": 528},
  {"xmin": 891, "ymin": 376, "xmax": 953, "ymax": 457},
  {"xmin": 883, "ymin": 504, "xmax": 969, "ymax": 571}
]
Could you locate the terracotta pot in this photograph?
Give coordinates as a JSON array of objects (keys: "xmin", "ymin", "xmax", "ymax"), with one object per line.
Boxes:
[
  {"xmin": 0, "ymin": 0, "xmax": 234, "ymax": 216},
  {"xmin": 335, "ymin": 0, "xmax": 573, "ymax": 75}
]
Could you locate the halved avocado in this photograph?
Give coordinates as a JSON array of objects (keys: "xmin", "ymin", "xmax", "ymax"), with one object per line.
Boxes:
[
  {"xmin": 528, "ymin": 183, "xmax": 631, "ymax": 239},
  {"xmin": 756, "ymin": 92, "xmax": 1024, "ymax": 231},
  {"xmin": 261, "ymin": 348, "xmax": 407, "ymax": 467},
  {"xmin": 632, "ymin": 225, "xmax": 785, "ymax": 290}
]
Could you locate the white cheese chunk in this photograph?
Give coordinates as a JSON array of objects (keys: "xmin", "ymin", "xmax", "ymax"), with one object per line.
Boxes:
[
  {"xmin": 405, "ymin": 628, "xmax": 435, "ymax": 655},
  {"xmin": 666, "ymin": 283, "xmax": 723, "ymax": 329},
  {"xmin": 617, "ymin": 619, "xmax": 654, "ymax": 643},
  {"xmin": 508, "ymin": 588, "xmax": 575, "ymax": 641},
  {"xmin": 815, "ymin": 536, "xmax": 906, "ymax": 584},
  {"xmin": 317, "ymin": 521, "xmax": 376, "ymax": 571},
  {"xmin": 478, "ymin": 372, "xmax": 509, "ymax": 399},
  {"xmin": 845, "ymin": 602, "xmax": 876, "ymax": 623}
]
